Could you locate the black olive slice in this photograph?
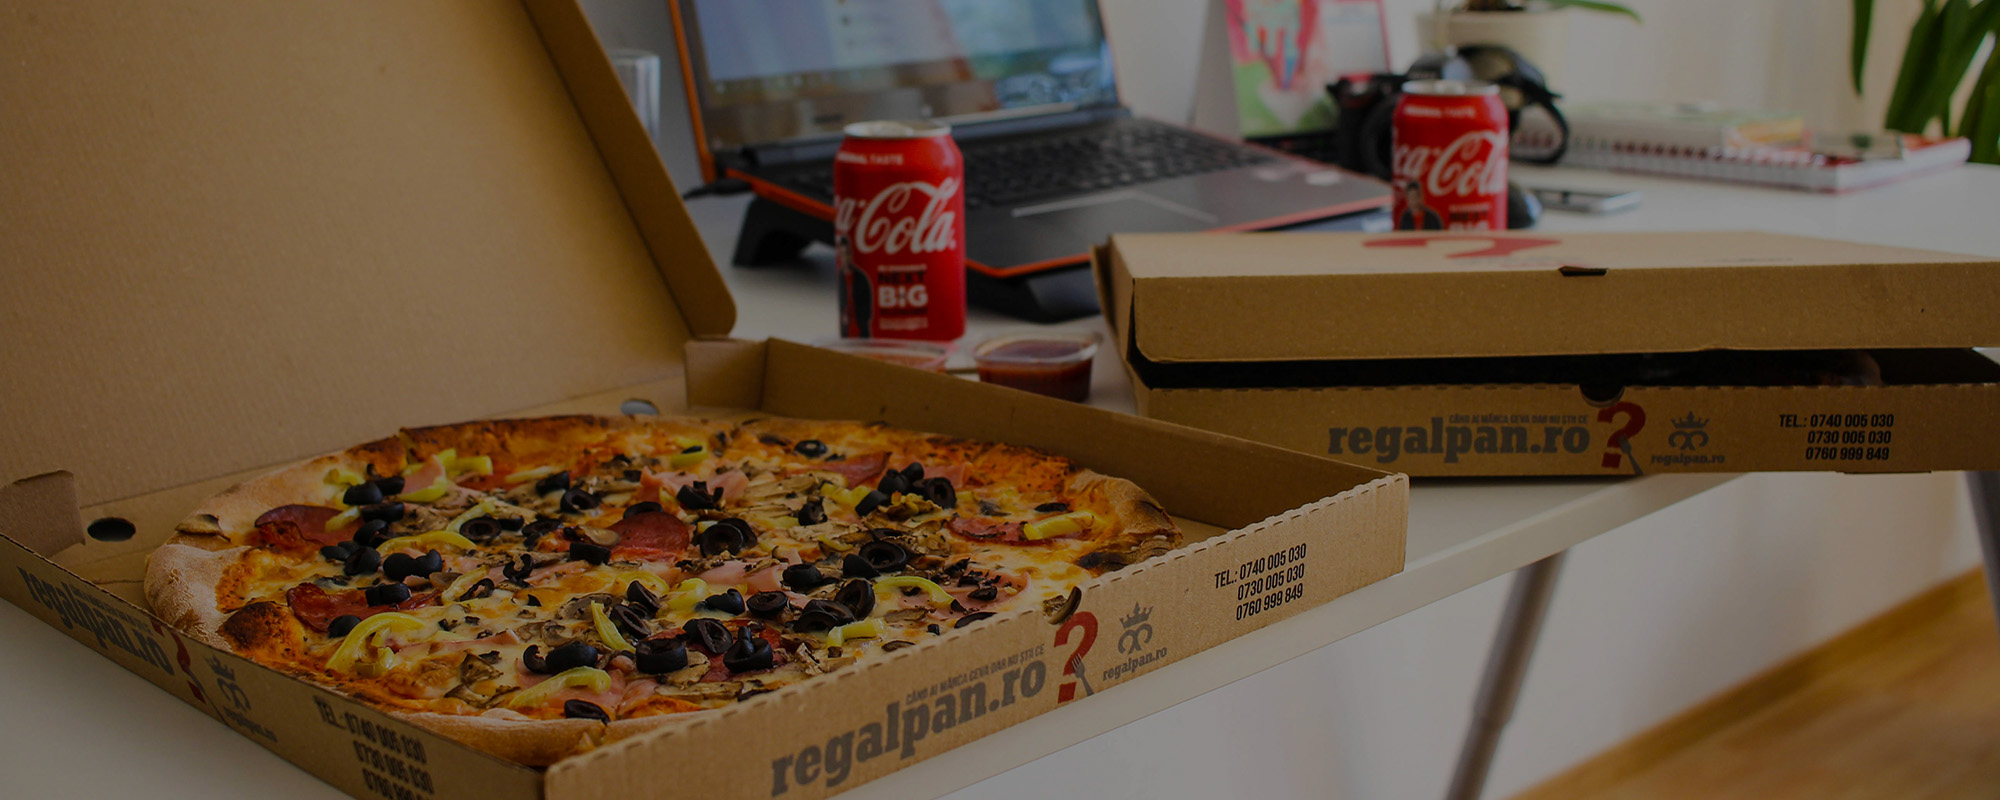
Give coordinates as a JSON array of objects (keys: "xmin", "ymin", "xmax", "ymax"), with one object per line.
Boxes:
[
  {"xmin": 794, "ymin": 439, "xmax": 828, "ymax": 458},
  {"xmin": 877, "ymin": 471, "xmax": 911, "ymax": 498},
  {"xmin": 495, "ymin": 515, "xmax": 526, "ymax": 531},
  {"xmin": 624, "ymin": 582, "xmax": 661, "ymax": 615},
  {"xmin": 502, "ymin": 553, "xmax": 537, "ymax": 583},
  {"xmin": 969, "ymin": 586, "xmax": 998, "ymax": 601},
  {"xmin": 521, "ymin": 518, "xmax": 561, "ymax": 546},
  {"xmin": 342, "ymin": 482, "xmax": 384, "ymax": 507},
  {"xmin": 854, "ymin": 490, "xmax": 890, "ymax": 516},
  {"xmin": 794, "ymin": 501, "xmax": 827, "ymax": 526},
  {"xmin": 943, "ymin": 558, "xmax": 971, "ymax": 575},
  {"xmin": 697, "ymin": 518, "xmax": 755, "ymax": 556},
  {"xmin": 683, "ymin": 618, "xmax": 732, "ymax": 655},
  {"xmin": 372, "ymin": 476, "xmax": 405, "ymax": 497},
  {"xmin": 534, "ymin": 470, "xmax": 571, "ymax": 495},
  {"xmin": 699, "ymin": 588, "xmax": 746, "ymax": 616},
  {"xmin": 745, "ymin": 591, "xmax": 790, "ymax": 619},
  {"xmin": 563, "ymin": 699, "xmax": 611, "ymax": 722},
  {"xmin": 364, "ymin": 582, "xmax": 411, "ymax": 606},
  {"xmin": 858, "ymin": 540, "xmax": 910, "ymax": 573},
  {"xmin": 359, "ymin": 502, "xmax": 406, "ymax": 523},
  {"xmin": 900, "ymin": 463, "xmax": 925, "ymax": 482},
  {"xmin": 723, "ymin": 631, "xmax": 774, "ymax": 673},
  {"xmin": 803, "ymin": 599, "xmax": 856, "ymax": 626},
  {"xmin": 1035, "ymin": 501, "xmax": 1071, "ymax": 513},
  {"xmin": 545, "ymin": 642, "xmax": 599, "ymax": 672},
  {"xmin": 676, "ymin": 481, "xmax": 721, "ymax": 511},
  {"xmin": 623, "ymin": 501, "xmax": 663, "ymax": 519},
  {"xmin": 351, "ymin": 518, "xmax": 389, "ymax": 548},
  {"xmin": 954, "ymin": 612, "xmax": 995, "ymax": 629},
  {"xmin": 343, "ymin": 547, "xmax": 382, "ymax": 577},
  {"xmin": 835, "ymin": 579, "xmax": 876, "ymax": 618},
  {"xmin": 781, "ymin": 564, "xmax": 831, "ymax": 593},
  {"xmin": 457, "ymin": 578, "xmax": 496, "ymax": 602},
  {"xmin": 633, "ymin": 638, "xmax": 688, "ymax": 674},
  {"xmin": 380, "ymin": 553, "xmax": 420, "ymax": 582},
  {"xmin": 319, "ymin": 542, "xmax": 355, "ymax": 563},
  {"xmin": 327, "ymin": 615, "xmax": 362, "ymax": 637},
  {"xmin": 841, "ymin": 553, "xmax": 880, "ymax": 579},
  {"xmin": 458, "ymin": 516, "xmax": 502, "ymax": 542},
  {"xmin": 560, "ymin": 489, "xmax": 600, "ymax": 514},
  {"xmin": 414, "ymin": 549, "xmax": 444, "ymax": 576},
  {"xmin": 919, "ymin": 478, "xmax": 957, "ymax": 509},
  {"xmin": 609, "ymin": 602, "xmax": 653, "ymax": 638},
  {"xmin": 568, "ymin": 542, "xmax": 611, "ymax": 565},
  {"xmin": 522, "ymin": 645, "xmax": 551, "ymax": 674}
]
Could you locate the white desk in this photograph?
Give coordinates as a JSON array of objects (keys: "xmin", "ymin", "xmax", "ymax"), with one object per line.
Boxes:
[{"xmin": 3, "ymin": 164, "xmax": 1995, "ymax": 800}]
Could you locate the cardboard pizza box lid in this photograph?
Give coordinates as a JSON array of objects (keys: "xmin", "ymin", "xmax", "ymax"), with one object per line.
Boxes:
[
  {"xmin": 1100, "ymin": 231, "xmax": 2000, "ymax": 364},
  {"xmin": 0, "ymin": 0, "xmax": 731, "ymax": 508}
]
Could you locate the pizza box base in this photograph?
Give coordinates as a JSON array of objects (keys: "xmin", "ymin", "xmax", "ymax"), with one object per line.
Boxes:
[
  {"xmin": 1094, "ymin": 235, "xmax": 2000, "ymax": 477},
  {"xmin": 0, "ymin": 2, "xmax": 1406, "ymax": 796},
  {"xmin": 0, "ymin": 337, "xmax": 1405, "ymax": 800}
]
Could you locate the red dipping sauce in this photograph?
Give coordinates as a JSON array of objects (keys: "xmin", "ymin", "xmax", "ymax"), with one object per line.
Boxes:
[{"xmin": 973, "ymin": 332, "xmax": 1100, "ymax": 402}]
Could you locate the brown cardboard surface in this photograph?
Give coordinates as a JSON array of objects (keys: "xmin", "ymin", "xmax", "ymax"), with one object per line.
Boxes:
[
  {"xmin": 0, "ymin": 2, "xmax": 1410, "ymax": 797},
  {"xmin": 1106, "ymin": 231, "xmax": 2000, "ymax": 362},
  {"xmin": 0, "ymin": 0, "xmax": 725, "ymax": 509}
]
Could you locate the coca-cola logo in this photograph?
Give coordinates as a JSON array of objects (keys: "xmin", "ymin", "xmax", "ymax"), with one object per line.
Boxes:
[
  {"xmin": 1393, "ymin": 131, "xmax": 1508, "ymax": 198},
  {"xmin": 835, "ymin": 179, "xmax": 960, "ymax": 256}
]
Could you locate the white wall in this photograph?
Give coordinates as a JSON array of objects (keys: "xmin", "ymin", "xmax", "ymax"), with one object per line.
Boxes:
[{"xmin": 577, "ymin": 4, "xmax": 1982, "ymax": 798}]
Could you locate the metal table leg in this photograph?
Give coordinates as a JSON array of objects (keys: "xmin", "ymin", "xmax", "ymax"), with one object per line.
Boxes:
[
  {"xmin": 1444, "ymin": 550, "xmax": 1568, "ymax": 800},
  {"xmin": 1966, "ymin": 472, "xmax": 2000, "ymax": 633}
]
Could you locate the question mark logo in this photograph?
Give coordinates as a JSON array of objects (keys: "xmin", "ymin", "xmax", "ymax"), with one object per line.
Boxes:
[{"xmin": 1597, "ymin": 402, "xmax": 1647, "ymax": 471}]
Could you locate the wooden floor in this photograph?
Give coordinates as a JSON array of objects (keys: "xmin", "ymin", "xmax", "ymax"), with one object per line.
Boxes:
[{"xmin": 1512, "ymin": 572, "xmax": 2000, "ymax": 800}]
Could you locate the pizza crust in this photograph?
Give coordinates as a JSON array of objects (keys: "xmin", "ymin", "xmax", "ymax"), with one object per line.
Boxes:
[
  {"xmin": 143, "ymin": 542, "xmax": 244, "ymax": 648},
  {"xmin": 1069, "ymin": 469, "xmax": 1179, "ymax": 568}
]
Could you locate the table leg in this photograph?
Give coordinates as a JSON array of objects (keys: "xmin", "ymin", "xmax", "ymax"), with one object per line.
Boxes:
[
  {"xmin": 1444, "ymin": 550, "xmax": 1568, "ymax": 800},
  {"xmin": 1967, "ymin": 472, "xmax": 2000, "ymax": 634}
]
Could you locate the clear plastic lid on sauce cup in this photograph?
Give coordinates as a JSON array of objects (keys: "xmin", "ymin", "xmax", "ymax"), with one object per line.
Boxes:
[
  {"xmin": 812, "ymin": 338, "xmax": 951, "ymax": 372},
  {"xmin": 972, "ymin": 330, "xmax": 1100, "ymax": 402}
]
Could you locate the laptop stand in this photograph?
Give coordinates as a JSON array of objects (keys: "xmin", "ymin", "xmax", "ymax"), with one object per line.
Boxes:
[{"xmin": 731, "ymin": 196, "xmax": 1103, "ymax": 323}]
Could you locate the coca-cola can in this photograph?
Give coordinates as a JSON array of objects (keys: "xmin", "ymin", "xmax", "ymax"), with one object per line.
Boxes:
[
  {"xmin": 1391, "ymin": 80, "xmax": 1508, "ymax": 231},
  {"xmin": 834, "ymin": 119, "xmax": 966, "ymax": 341}
]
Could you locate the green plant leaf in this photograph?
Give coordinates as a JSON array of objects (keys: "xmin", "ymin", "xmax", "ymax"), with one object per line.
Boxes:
[
  {"xmin": 1544, "ymin": 0, "xmax": 1641, "ymax": 22},
  {"xmin": 1966, "ymin": 49, "xmax": 2000, "ymax": 162},
  {"xmin": 1853, "ymin": 0, "xmax": 1875, "ymax": 94},
  {"xmin": 1909, "ymin": 0, "xmax": 1994, "ymax": 133},
  {"xmin": 1886, "ymin": 1, "xmax": 1941, "ymax": 129}
]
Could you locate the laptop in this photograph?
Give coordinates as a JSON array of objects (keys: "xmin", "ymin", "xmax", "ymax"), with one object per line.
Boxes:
[{"xmin": 671, "ymin": 0, "xmax": 1390, "ymax": 321}]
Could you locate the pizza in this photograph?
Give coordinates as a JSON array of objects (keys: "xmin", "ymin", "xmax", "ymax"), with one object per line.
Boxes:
[{"xmin": 144, "ymin": 415, "xmax": 1178, "ymax": 765}]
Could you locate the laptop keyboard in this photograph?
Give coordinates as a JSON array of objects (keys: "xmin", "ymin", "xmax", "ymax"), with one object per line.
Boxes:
[{"xmin": 778, "ymin": 118, "xmax": 1279, "ymax": 209}]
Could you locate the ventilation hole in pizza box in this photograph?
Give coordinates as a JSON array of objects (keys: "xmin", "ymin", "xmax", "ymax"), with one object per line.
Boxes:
[
  {"xmin": 1579, "ymin": 383, "xmax": 1626, "ymax": 405},
  {"xmin": 620, "ymin": 399, "xmax": 660, "ymax": 416},
  {"xmin": 86, "ymin": 517, "xmax": 136, "ymax": 542},
  {"xmin": 1043, "ymin": 586, "xmax": 1083, "ymax": 625}
]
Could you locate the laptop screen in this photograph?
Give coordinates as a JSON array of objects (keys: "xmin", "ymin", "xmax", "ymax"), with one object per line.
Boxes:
[{"xmin": 680, "ymin": 0, "xmax": 1117, "ymax": 153}]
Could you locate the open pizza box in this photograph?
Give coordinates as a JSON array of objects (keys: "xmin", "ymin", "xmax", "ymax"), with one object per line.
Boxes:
[
  {"xmin": 1095, "ymin": 231, "xmax": 2000, "ymax": 476},
  {"xmin": 0, "ymin": 3, "xmax": 1406, "ymax": 799}
]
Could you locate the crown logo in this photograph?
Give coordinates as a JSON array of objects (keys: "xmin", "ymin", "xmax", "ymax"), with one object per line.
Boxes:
[
  {"xmin": 1120, "ymin": 603, "xmax": 1153, "ymax": 629},
  {"xmin": 1672, "ymin": 412, "xmax": 1709, "ymax": 429}
]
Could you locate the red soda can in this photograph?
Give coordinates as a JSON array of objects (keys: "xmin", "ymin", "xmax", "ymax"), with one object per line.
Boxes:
[
  {"xmin": 1391, "ymin": 80, "xmax": 1509, "ymax": 231},
  {"xmin": 834, "ymin": 119, "xmax": 966, "ymax": 341}
]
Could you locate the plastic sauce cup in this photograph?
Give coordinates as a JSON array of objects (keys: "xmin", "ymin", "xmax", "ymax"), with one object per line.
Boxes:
[
  {"xmin": 972, "ymin": 331, "xmax": 1100, "ymax": 402},
  {"xmin": 813, "ymin": 338, "xmax": 951, "ymax": 372}
]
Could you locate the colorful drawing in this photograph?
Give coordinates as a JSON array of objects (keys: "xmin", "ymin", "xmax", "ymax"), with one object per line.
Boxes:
[{"xmin": 1223, "ymin": 0, "xmax": 1388, "ymax": 137}]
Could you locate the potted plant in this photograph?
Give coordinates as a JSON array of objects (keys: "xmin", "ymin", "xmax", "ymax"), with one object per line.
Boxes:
[
  {"xmin": 1849, "ymin": 0, "xmax": 2000, "ymax": 163},
  {"xmin": 1418, "ymin": 1, "xmax": 1641, "ymax": 85}
]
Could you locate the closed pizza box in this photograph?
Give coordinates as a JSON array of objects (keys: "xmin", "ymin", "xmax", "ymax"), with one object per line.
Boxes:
[
  {"xmin": 1096, "ymin": 231, "xmax": 2000, "ymax": 476},
  {"xmin": 0, "ymin": 3, "xmax": 1407, "ymax": 800}
]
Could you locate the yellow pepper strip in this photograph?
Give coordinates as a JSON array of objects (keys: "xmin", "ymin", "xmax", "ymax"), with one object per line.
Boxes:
[
  {"xmin": 824, "ymin": 484, "xmax": 872, "ymax": 509},
  {"xmin": 815, "ymin": 532, "xmax": 852, "ymax": 552},
  {"xmin": 445, "ymin": 500, "xmax": 495, "ymax": 532},
  {"xmin": 326, "ymin": 612, "xmax": 427, "ymax": 673},
  {"xmin": 323, "ymin": 506, "xmax": 362, "ymax": 532},
  {"xmin": 404, "ymin": 450, "xmax": 454, "ymax": 477},
  {"xmin": 324, "ymin": 467, "xmax": 365, "ymax": 488},
  {"xmin": 395, "ymin": 474, "xmax": 453, "ymax": 504},
  {"xmin": 447, "ymin": 454, "xmax": 492, "ymax": 478},
  {"xmin": 619, "ymin": 572, "xmax": 671, "ymax": 598},
  {"xmin": 668, "ymin": 446, "xmax": 708, "ymax": 470},
  {"xmin": 822, "ymin": 617, "xmax": 885, "ymax": 648},
  {"xmin": 591, "ymin": 602, "xmax": 633, "ymax": 652},
  {"xmin": 504, "ymin": 465, "xmax": 561, "ymax": 484},
  {"xmin": 506, "ymin": 667, "xmax": 611, "ymax": 709},
  {"xmin": 664, "ymin": 579, "xmax": 709, "ymax": 614},
  {"xmin": 872, "ymin": 576, "xmax": 954, "ymax": 607},
  {"xmin": 375, "ymin": 531, "xmax": 476, "ymax": 554},
  {"xmin": 1023, "ymin": 511, "xmax": 1100, "ymax": 541}
]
